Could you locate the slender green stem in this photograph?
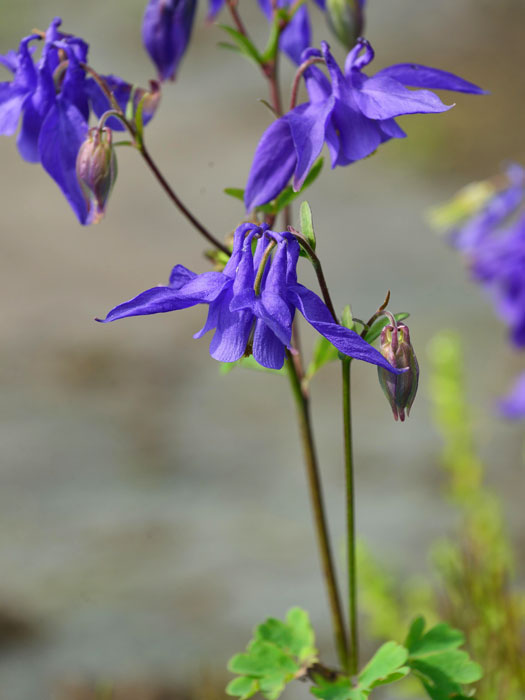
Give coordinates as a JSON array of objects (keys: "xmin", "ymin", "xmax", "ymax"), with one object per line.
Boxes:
[
  {"xmin": 342, "ymin": 358, "xmax": 359, "ymax": 674},
  {"xmin": 285, "ymin": 353, "xmax": 349, "ymax": 670}
]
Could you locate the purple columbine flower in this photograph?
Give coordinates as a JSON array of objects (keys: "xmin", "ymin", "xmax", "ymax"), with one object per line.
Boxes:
[
  {"xmin": 450, "ymin": 164, "xmax": 525, "ymax": 253},
  {"xmin": 244, "ymin": 39, "xmax": 485, "ymax": 210},
  {"xmin": 142, "ymin": 0, "xmax": 197, "ymax": 81},
  {"xmin": 445, "ymin": 164, "xmax": 525, "ymax": 349},
  {"xmin": 0, "ymin": 18, "xmax": 159, "ymax": 224},
  {"xmin": 97, "ymin": 223, "xmax": 402, "ymax": 374},
  {"xmin": 498, "ymin": 373, "xmax": 525, "ymax": 420}
]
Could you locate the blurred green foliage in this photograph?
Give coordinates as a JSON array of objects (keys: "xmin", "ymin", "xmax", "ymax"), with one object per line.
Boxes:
[{"xmin": 358, "ymin": 332, "xmax": 525, "ymax": 700}]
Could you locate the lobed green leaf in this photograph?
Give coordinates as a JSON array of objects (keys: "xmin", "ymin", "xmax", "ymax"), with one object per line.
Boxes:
[
  {"xmin": 358, "ymin": 641, "xmax": 408, "ymax": 689},
  {"xmin": 227, "ymin": 608, "xmax": 318, "ymax": 700}
]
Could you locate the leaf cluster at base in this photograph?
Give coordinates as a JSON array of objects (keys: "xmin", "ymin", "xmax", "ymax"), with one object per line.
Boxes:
[{"xmin": 228, "ymin": 612, "xmax": 482, "ymax": 700}]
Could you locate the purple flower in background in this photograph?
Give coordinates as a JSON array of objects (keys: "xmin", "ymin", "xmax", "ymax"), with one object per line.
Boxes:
[
  {"xmin": 498, "ymin": 373, "xmax": 525, "ymax": 420},
  {"xmin": 445, "ymin": 165, "xmax": 525, "ymax": 349},
  {"xmin": 245, "ymin": 39, "xmax": 485, "ymax": 210},
  {"xmin": 142, "ymin": 0, "xmax": 197, "ymax": 81},
  {"xmin": 471, "ymin": 211, "xmax": 525, "ymax": 348},
  {"xmin": 450, "ymin": 164, "xmax": 525, "ymax": 252},
  {"xmin": 0, "ymin": 18, "xmax": 158, "ymax": 224},
  {"xmin": 98, "ymin": 223, "xmax": 402, "ymax": 373}
]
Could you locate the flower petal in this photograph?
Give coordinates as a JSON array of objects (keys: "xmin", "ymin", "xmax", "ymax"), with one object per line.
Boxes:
[
  {"xmin": 280, "ymin": 5, "xmax": 311, "ymax": 65},
  {"xmin": 289, "ymin": 284, "xmax": 403, "ymax": 373},
  {"xmin": 169, "ymin": 264, "xmax": 197, "ymax": 287},
  {"xmin": 38, "ymin": 100, "xmax": 89, "ymax": 225},
  {"xmin": 98, "ymin": 285, "xmax": 202, "ymax": 322},
  {"xmin": 354, "ymin": 74, "xmax": 452, "ymax": 120},
  {"xmin": 16, "ymin": 62, "xmax": 55, "ymax": 162},
  {"xmin": 330, "ymin": 99, "xmax": 382, "ymax": 163},
  {"xmin": 374, "ymin": 63, "xmax": 486, "ymax": 94},
  {"xmin": 176, "ymin": 270, "xmax": 231, "ymax": 302},
  {"xmin": 287, "ymin": 98, "xmax": 334, "ymax": 190},
  {"xmin": 252, "ymin": 319, "xmax": 286, "ymax": 369},
  {"xmin": 244, "ymin": 116, "xmax": 297, "ymax": 209},
  {"xmin": 209, "ymin": 288, "xmax": 254, "ymax": 362}
]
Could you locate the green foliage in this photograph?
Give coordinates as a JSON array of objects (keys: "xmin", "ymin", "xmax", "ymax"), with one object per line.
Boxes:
[
  {"xmin": 357, "ymin": 332, "xmax": 525, "ymax": 700},
  {"xmin": 311, "ymin": 642, "xmax": 409, "ymax": 700},
  {"xmin": 220, "ymin": 356, "xmax": 286, "ymax": 376},
  {"xmin": 426, "ymin": 181, "xmax": 495, "ymax": 232},
  {"xmin": 227, "ymin": 608, "xmax": 318, "ymax": 700},
  {"xmin": 299, "ymin": 201, "xmax": 316, "ymax": 252},
  {"xmin": 217, "ymin": 25, "xmax": 262, "ymax": 66},
  {"xmin": 405, "ymin": 617, "xmax": 482, "ymax": 697}
]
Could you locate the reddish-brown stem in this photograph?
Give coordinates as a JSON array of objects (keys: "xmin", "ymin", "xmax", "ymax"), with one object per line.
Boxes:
[
  {"xmin": 140, "ymin": 145, "xmax": 230, "ymax": 255},
  {"xmin": 226, "ymin": 0, "xmax": 249, "ymax": 37},
  {"xmin": 290, "ymin": 56, "xmax": 326, "ymax": 110}
]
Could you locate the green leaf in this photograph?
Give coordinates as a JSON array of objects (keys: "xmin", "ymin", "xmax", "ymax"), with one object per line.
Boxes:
[
  {"xmin": 224, "ymin": 187, "xmax": 245, "ymax": 202},
  {"xmin": 300, "ymin": 201, "xmax": 316, "ymax": 252},
  {"xmin": 133, "ymin": 91, "xmax": 146, "ymax": 148},
  {"xmin": 260, "ymin": 13, "xmax": 283, "ymax": 63},
  {"xmin": 364, "ymin": 312, "xmax": 409, "ymax": 345},
  {"xmin": 227, "ymin": 608, "xmax": 318, "ymax": 700},
  {"xmin": 305, "ymin": 336, "xmax": 339, "ymax": 382},
  {"xmin": 220, "ymin": 356, "xmax": 286, "ymax": 376},
  {"xmin": 358, "ymin": 641, "xmax": 408, "ymax": 689},
  {"xmin": 226, "ymin": 676, "xmax": 259, "ymax": 699},
  {"xmin": 311, "ymin": 677, "xmax": 363, "ymax": 700},
  {"xmin": 217, "ymin": 25, "xmax": 262, "ymax": 66},
  {"xmin": 404, "ymin": 616, "xmax": 426, "ymax": 651},
  {"xmin": 341, "ymin": 305, "xmax": 353, "ymax": 330},
  {"xmin": 406, "ymin": 619, "xmax": 482, "ymax": 700},
  {"xmin": 286, "ymin": 607, "xmax": 317, "ymax": 662}
]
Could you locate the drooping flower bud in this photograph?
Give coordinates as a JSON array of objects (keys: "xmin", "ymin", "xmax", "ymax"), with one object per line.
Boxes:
[
  {"xmin": 142, "ymin": 0, "xmax": 197, "ymax": 82},
  {"xmin": 76, "ymin": 126, "xmax": 117, "ymax": 225},
  {"xmin": 325, "ymin": 0, "xmax": 365, "ymax": 50},
  {"xmin": 377, "ymin": 318, "xmax": 419, "ymax": 421}
]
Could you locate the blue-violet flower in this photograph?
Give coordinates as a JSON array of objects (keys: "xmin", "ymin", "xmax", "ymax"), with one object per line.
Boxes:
[
  {"xmin": 447, "ymin": 165, "xmax": 525, "ymax": 348},
  {"xmin": 142, "ymin": 0, "xmax": 197, "ymax": 81},
  {"xmin": 97, "ymin": 223, "xmax": 403, "ymax": 373},
  {"xmin": 0, "ymin": 18, "xmax": 159, "ymax": 224},
  {"xmin": 498, "ymin": 372, "xmax": 525, "ymax": 420},
  {"xmin": 244, "ymin": 39, "xmax": 485, "ymax": 210}
]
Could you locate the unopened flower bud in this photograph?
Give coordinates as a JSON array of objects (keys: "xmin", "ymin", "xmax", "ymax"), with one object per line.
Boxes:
[
  {"xmin": 325, "ymin": 0, "xmax": 365, "ymax": 50},
  {"xmin": 76, "ymin": 127, "xmax": 117, "ymax": 225},
  {"xmin": 377, "ymin": 319, "xmax": 419, "ymax": 421}
]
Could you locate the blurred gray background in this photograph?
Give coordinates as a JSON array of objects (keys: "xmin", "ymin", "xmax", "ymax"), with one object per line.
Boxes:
[{"xmin": 0, "ymin": 0, "xmax": 523, "ymax": 698}]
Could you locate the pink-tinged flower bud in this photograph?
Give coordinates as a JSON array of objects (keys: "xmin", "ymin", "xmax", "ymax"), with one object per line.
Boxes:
[
  {"xmin": 76, "ymin": 127, "xmax": 117, "ymax": 225},
  {"xmin": 377, "ymin": 321, "xmax": 419, "ymax": 421}
]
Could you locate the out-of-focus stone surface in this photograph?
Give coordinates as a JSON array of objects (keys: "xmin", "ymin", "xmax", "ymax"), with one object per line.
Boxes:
[{"xmin": 0, "ymin": 1, "xmax": 523, "ymax": 698}]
